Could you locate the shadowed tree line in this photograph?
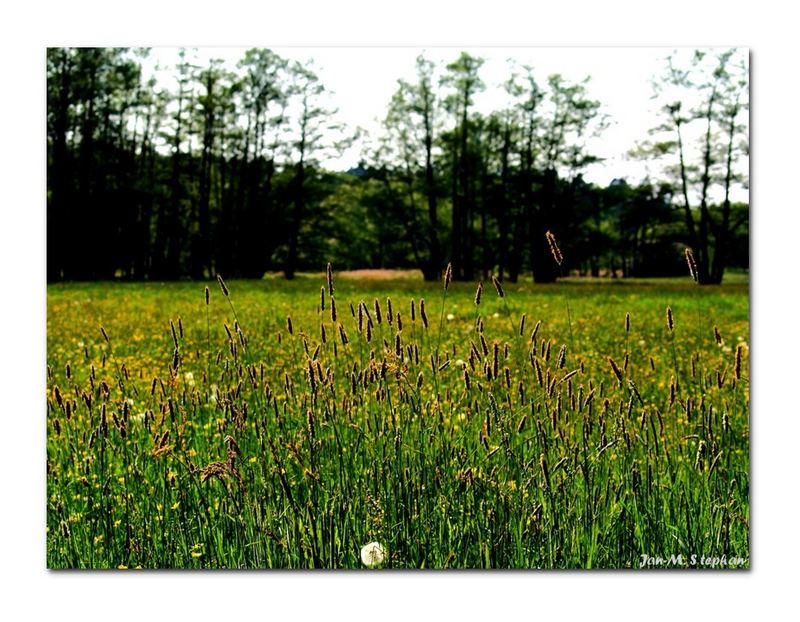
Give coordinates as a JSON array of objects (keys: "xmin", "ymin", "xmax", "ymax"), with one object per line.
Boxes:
[{"xmin": 47, "ymin": 47, "xmax": 748, "ymax": 283}]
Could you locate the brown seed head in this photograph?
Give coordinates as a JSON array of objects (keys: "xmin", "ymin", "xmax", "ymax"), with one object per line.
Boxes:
[
  {"xmin": 474, "ymin": 282, "xmax": 483, "ymax": 306},
  {"xmin": 217, "ymin": 274, "xmax": 229, "ymax": 297},
  {"xmin": 735, "ymin": 343, "xmax": 746, "ymax": 380},
  {"xmin": 326, "ymin": 263, "xmax": 334, "ymax": 296},
  {"xmin": 684, "ymin": 247, "xmax": 698, "ymax": 283},
  {"xmin": 608, "ymin": 357, "xmax": 624, "ymax": 387},
  {"xmin": 444, "ymin": 263, "xmax": 453, "ymax": 291},
  {"xmin": 557, "ymin": 345, "xmax": 567, "ymax": 369},
  {"xmin": 545, "ymin": 231, "xmax": 563, "ymax": 266},
  {"xmin": 530, "ymin": 320, "xmax": 541, "ymax": 344},
  {"xmin": 491, "ymin": 275, "xmax": 505, "ymax": 298},
  {"xmin": 666, "ymin": 306, "xmax": 674, "ymax": 332}
]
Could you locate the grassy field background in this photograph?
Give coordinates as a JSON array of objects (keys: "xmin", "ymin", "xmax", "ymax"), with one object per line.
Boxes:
[{"xmin": 46, "ymin": 274, "xmax": 749, "ymax": 568}]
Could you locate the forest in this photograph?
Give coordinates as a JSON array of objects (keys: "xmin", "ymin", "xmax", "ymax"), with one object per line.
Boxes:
[{"xmin": 46, "ymin": 47, "xmax": 749, "ymax": 284}]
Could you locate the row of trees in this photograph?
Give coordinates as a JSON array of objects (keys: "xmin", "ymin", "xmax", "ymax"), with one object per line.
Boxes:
[{"xmin": 46, "ymin": 47, "xmax": 748, "ymax": 283}]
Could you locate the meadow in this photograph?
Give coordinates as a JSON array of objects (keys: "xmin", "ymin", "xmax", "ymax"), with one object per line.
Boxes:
[{"xmin": 45, "ymin": 271, "xmax": 749, "ymax": 568}]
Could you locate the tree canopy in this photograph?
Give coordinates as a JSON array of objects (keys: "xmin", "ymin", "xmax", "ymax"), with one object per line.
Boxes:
[{"xmin": 46, "ymin": 47, "xmax": 749, "ymax": 283}]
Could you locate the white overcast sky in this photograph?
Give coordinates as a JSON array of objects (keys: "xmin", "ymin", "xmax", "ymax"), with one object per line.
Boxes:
[{"xmin": 147, "ymin": 46, "xmax": 748, "ymax": 200}]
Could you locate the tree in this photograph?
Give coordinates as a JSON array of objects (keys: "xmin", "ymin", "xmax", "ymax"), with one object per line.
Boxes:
[
  {"xmin": 378, "ymin": 55, "xmax": 444, "ymax": 281},
  {"xmin": 152, "ymin": 48, "xmax": 196, "ymax": 279},
  {"xmin": 441, "ymin": 52, "xmax": 485, "ymax": 280},
  {"xmin": 48, "ymin": 47, "xmax": 741, "ymax": 285},
  {"xmin": 522, "ymin": 72, "xmax": 603, "ymax": 283},
  {"xmin": 635, "ymin": 48, "xmax": 749, "ymax": 284},
  {"xmin": 46, "ymin": 48, "xmax": 74, "ymax": 281},
  {"xmin": 234, "ymin": 48, "xmax": 289, "ymax": 278},
  {"xmin": 283, "ymin": 60, "xmax": 346, "ymax": 279},
  {"xmin": 190, "ymin": 58, "xmax": 226, "ymax": 279},
  {"xmin": 47, "ymin": 47, "xmax": 145, "ymax": 280}
]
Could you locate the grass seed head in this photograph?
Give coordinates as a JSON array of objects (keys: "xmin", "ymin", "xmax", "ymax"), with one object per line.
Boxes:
[
  {"xmin": 444, "ymin": 263, "xmax": 453, "ymax": 291},
  {"xmin": 491, "ymin": 275, "xmax": 505, "ymax": 298},
  {"xmin": 557, "ymin": 345, "xmax": 567, "ymax": 369},
  {"xmin": 530, "ymin": 320, "xmax": 541, "ymax": 344},
  {"xmin": 735, "ymin": 343, "xmax": 746, "ymax": 380},
  {"xmin": 326, "ymin": 262, "xmax": 334, "ymax": 296},
  {"xmin": 546, "ymin": 230, "xmax": 563, "ymax": 266},
  {"xmin": 685, "ymin": 247, "xmax": 699, "ymax": 283},
  {"xmin": 608, "ymin": 357, "xmax": 624, "ymax": 387},
  {"xmin": 216, "ymin": 274, "xmax": 229, "ymax": 297}
]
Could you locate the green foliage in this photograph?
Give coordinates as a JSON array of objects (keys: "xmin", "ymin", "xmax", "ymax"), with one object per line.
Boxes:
[
  {"xmin": 633, "ymin": 48, "xmax": 749, "ymax": 284},
  {"xmin": 46, "ymin": 47, "xmax": 748, "ymax": 284}
]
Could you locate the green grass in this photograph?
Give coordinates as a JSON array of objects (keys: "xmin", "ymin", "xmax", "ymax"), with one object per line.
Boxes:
[{"xmin": 46, "ymin": 275, "xmax": 749, "ymax": 568}]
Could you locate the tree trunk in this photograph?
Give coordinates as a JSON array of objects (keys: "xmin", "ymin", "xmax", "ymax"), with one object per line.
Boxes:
[
  {"xmin": 48, "ymin": 50, "xmax": 71, "ymax": 281},
  {"xmin": 422, "ymin": 96, "xmax": 441, "ymax": 281},
  {"xmin": 285, "ymin": 160, "xmax": 304, "ymax": 280}
]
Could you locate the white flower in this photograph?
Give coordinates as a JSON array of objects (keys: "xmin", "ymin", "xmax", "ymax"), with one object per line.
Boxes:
[
  {"xmin": 125, "ymin": 398, "xmax": 135, "ymax": 406},
  {"xmin": 455, "ymin": 359, "xmax": 465, "ymax": 368},
  {"xmin": 446, "ymin": 313, "xmax": 455, "ymax": 321},
  {"xmin": 184, "ymin": 371, "xmax": 195, "ymax": 387},
  {"xmin": 360, "ymin": 542, "xmax": 386, "ymax": 567},
  {"xmin": 492, "ymin": 312, "xmax": 500, "ymax": 318}
]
